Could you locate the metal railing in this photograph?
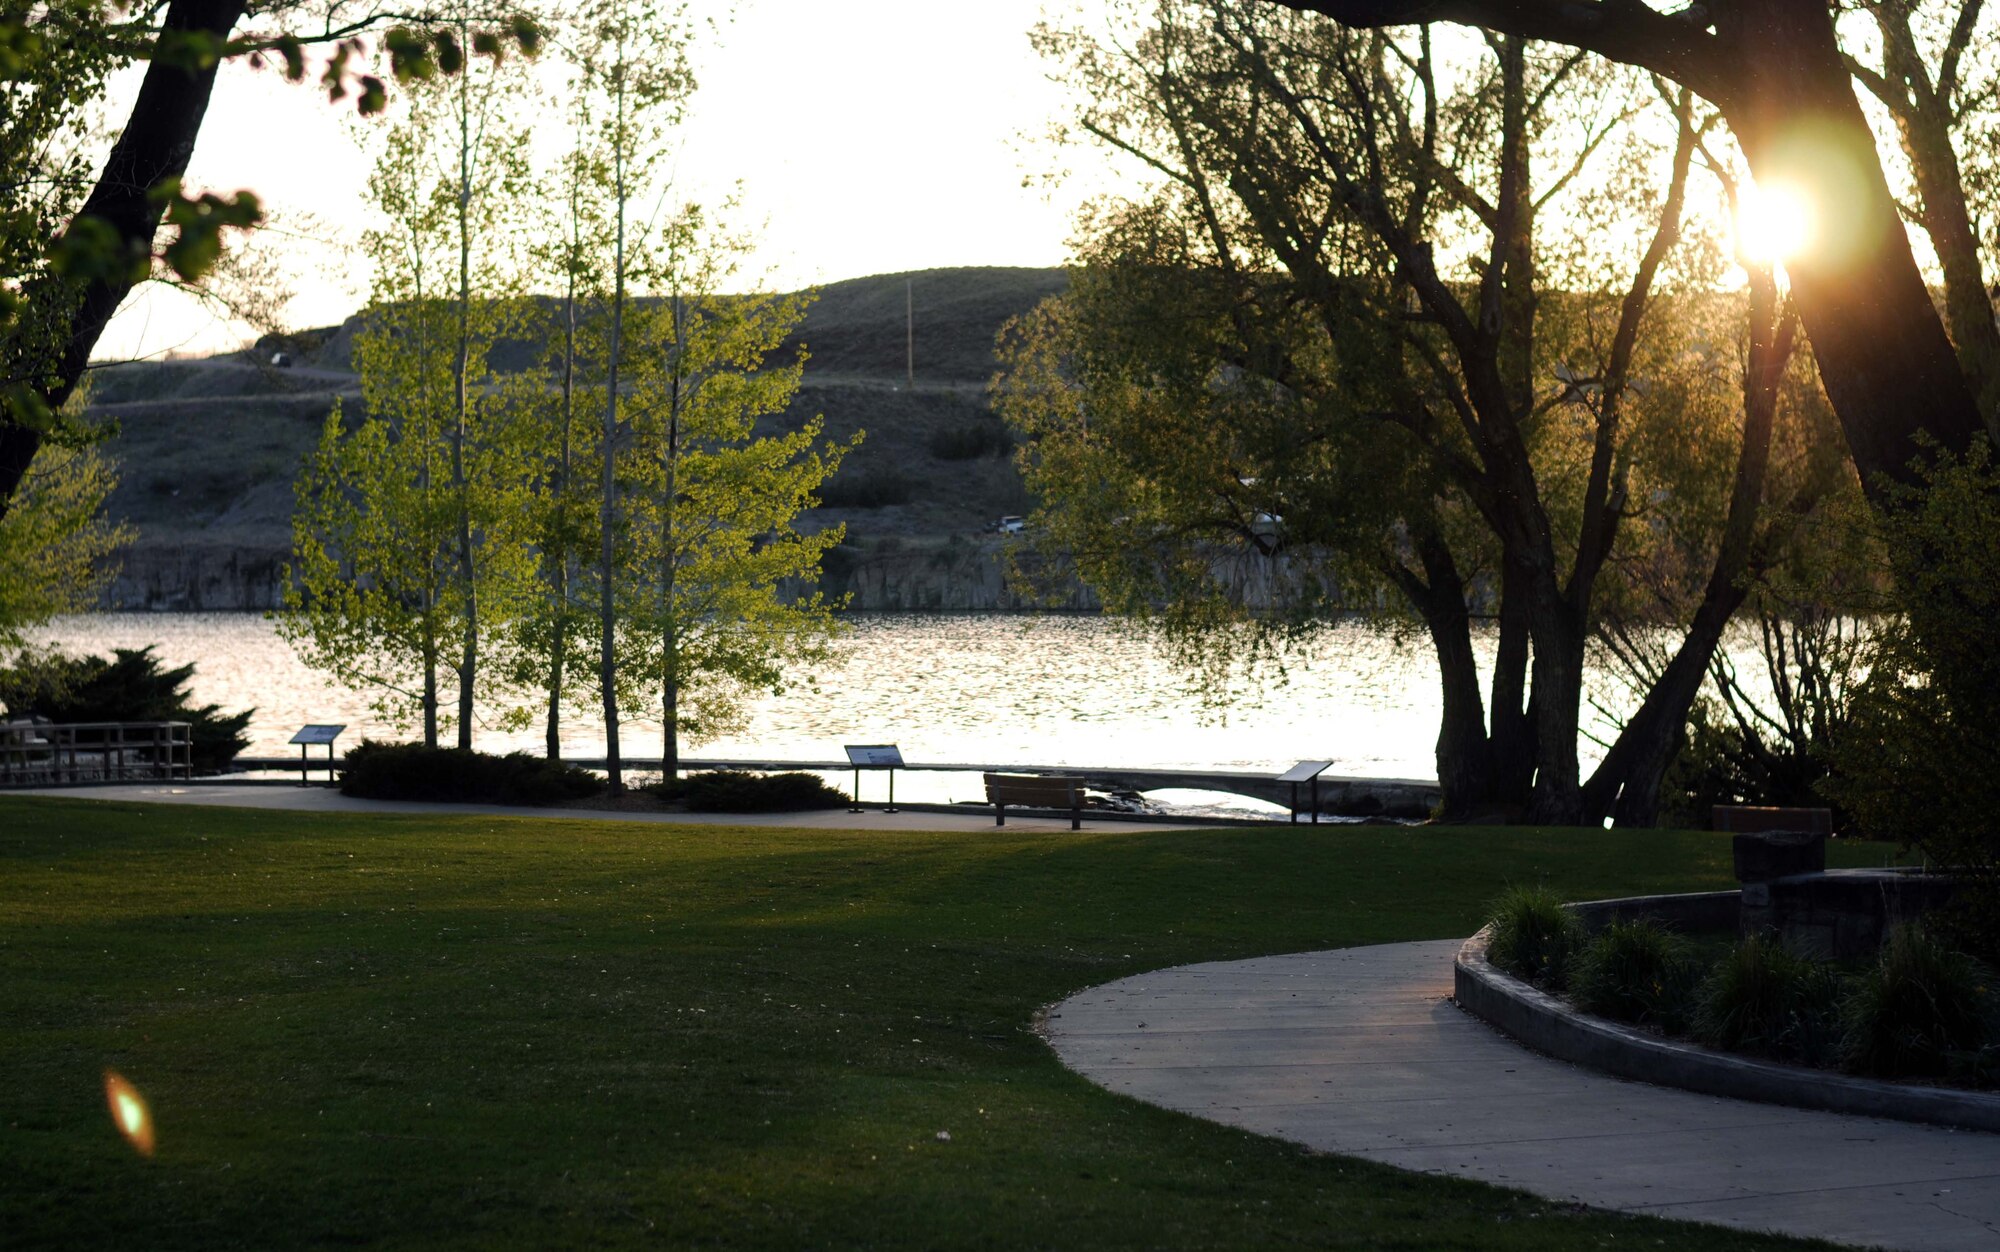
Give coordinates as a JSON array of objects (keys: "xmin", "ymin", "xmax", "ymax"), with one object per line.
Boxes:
[{"xmin": 0, "ymin": 721, "xmax": 194, "ymax": 787}]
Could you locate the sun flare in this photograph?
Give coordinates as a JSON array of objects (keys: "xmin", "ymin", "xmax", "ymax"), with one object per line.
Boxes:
[
  {"xmin": 103, "ymin": 1070, "xmax": 155, "ymax": 1157},
  {"xmin": 1736, "ymin": 181, "xmax": 1816, "ymax": 266}
]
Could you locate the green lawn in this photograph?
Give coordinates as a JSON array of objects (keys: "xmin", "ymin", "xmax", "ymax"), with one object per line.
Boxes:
[{"xmin": 1, "ymin": 797, "xmax": 1885, "ymax": 1250}]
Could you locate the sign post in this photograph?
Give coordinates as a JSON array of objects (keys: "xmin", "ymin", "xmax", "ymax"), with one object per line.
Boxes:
[
  {"xmin": 842, "ymin": 744, "xmax": 905, "ymax": 814},
  {"xmin": 1276, "ymin": 760, "xmax": 1335, "ymax": 824},
  {"xmin": 289, "ymin": 724, "xmax": 347, "ymax": 786}
]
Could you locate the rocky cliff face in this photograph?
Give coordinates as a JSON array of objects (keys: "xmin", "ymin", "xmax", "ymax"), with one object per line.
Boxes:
[
  {"xmin": 102, "ymin": 537, "xmax": 292, "ymax": 612},
  {"xmin": 99, "ymin": 535, "xmax": 1099, "ymax": 615},
  {"xmin": 814, "ymin": 541, "xmax": 1100, "ymax": 613}
]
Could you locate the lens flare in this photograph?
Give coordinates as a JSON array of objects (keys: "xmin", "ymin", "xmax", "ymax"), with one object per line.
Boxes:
[
  {"xmin": 1737, "ymin": 181, "xmax": 1816, "ymax": 266},
  {"xmin": 103, "ymin": 1069, "xmax": 155, "ymax": 1157}
]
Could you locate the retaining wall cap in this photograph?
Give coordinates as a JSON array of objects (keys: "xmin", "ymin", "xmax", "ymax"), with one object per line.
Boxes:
[{"xmin": 1457, "ymin": 923, "xmax": 2000, "ymax": 1135}]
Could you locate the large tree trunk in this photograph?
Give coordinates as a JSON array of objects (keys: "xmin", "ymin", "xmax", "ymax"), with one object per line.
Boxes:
[
  {"xmin": 1862, "ymin": 0, "xmax": 2000, "ymax": 434},
  {"xmin": 1487, "ymin": 555, "xmax": 1536, "ymax": 809},
  {"xmin": 1400, "ymin": 538, "xmax": 1493, "ymax": 819},
  {"xmin": 1394, "ymin": 530, "xmax": 1539, "ymax": 819},
  {"xmin": 1715, "ymin": 0, "xmax": 1986, "ymax": 488},
  {"xmin": 0, "ymin": 0, "xmax": 248, "ymax": 519}
]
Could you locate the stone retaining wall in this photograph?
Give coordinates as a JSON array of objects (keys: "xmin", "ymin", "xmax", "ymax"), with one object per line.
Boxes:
[{"xmin": 1455, "ymin": 879, "xmax": 2000, "ymax": 1134}]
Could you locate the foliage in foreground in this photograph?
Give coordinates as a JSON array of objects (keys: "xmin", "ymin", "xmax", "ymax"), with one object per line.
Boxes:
[
  {"xmin": 0, "ymin": 645, "xmax": 249, "ymax": 771},
  {"xmin": 2, "ymin": 800, "xmax": 1853, "ymax": 1251},
  {"xmin": 338, "ymin": 741, "xmax": 604, "ymax": 807},
  {"xmin": 0, "ymin": 443, "xmax": 129, "ymax": 648},
  {"xmin": 1832, "ymin": 445, "xmax": 2000, "ymax": 954}
]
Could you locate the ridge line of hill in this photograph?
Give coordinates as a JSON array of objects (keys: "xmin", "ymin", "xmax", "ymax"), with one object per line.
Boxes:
[{"xmin": 83, "ymin": 268, "xmax": 1086, "ymax": 614}]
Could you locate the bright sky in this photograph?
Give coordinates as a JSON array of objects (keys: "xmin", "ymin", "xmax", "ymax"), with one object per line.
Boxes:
[{"xmin": 96, "ymin": 1, "xmax": 1128, "ymax": 361}]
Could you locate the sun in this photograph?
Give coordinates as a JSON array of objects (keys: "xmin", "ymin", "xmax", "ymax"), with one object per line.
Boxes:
[{"xmin": 1736, "ymin": 180, "xmax": 1816, "ymax": 266}]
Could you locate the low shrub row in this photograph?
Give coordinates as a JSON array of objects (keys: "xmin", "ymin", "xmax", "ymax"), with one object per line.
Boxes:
[
  {"xmin": 1486, "ymin": 888, "xmax": 1999, "ymax": 1082},
  {"xmin": 340, "ymin": 742, "xmax": 605, "ymax": 807},
  {"xmin": 338, "ymin": 748, "xmax": 853, "ymax": 814},
  {"xmin": 644, "ymin": 769, "xmax": 849, "ymax": 812}
]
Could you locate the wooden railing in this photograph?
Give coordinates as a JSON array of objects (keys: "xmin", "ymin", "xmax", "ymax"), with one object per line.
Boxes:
[{"xmin": 0, "ymin": 722, "xmax": 194, "ymax": 786}]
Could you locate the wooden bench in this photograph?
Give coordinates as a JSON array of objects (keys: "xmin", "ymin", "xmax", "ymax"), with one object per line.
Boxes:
[{"xmin": 983, "ymin": 773, "xmax": 1087, "ymax": 830}]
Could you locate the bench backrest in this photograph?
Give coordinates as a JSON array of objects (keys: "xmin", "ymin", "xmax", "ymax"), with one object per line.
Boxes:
[
  {"xmin": 1712, "ymin": 805, "xmax": 1833, "ymax": 836},
  {"xmin": 983, "ymin": 773, "xmax": 1085, "ymax": 807}
]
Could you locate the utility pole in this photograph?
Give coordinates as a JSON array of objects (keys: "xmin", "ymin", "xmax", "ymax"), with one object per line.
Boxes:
[{"xmin": 906, "ymin": 277, "xmax": 914, "ymax": 389}]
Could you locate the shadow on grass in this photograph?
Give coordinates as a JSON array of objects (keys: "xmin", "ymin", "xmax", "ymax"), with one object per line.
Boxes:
[{"xmin": 0, "ymin": 796, "xmax": 1852, "ymax": 1251}]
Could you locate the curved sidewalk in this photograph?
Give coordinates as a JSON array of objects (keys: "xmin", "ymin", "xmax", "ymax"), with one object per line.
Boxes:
[{"xmin": 1044, "ymin": 942, "xmax": 2000, "ymax": 1252}]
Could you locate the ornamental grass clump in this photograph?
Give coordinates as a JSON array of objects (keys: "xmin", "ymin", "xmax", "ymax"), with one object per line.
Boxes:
[
  {"xmin": 1569, "ymin": 920, "xmax": 1699, "ymax": 1032},
  {"xmin": 1840, "ymin": 924, "xmax": 1995, "ymax": 1078},
  {"xmin": 1485, "ymin": 886, "xmax": 1583, "ymax": 990},
  {"xmin": 1691, "ymin": 932, "xmax": 1842, "ymax": 1063}
]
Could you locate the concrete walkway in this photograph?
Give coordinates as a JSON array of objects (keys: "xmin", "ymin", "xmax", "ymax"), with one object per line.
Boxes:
[
  {"xmin": 8, "ymin": 781, "xmax": 1213, "ymax": 832},
  {"xmin": 1044, "ymin": 942, "xmax": 2000, "ymax": 1252}
]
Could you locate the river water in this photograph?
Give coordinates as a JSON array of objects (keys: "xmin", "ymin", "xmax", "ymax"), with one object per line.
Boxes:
[{"xmin": 31, "ymin": 613, "xmax": 1659, "ymax": 815}]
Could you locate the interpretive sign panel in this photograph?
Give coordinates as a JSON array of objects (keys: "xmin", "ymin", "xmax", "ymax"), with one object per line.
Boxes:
[
  {"xmin": 290, "ymin": 724, "xmax": 346, "ymax": 746},
  {"xmin": 1276, "ymin": 759, "xmax": 1334, "ymax": 784},
  {"xmin": 844, "ymin": 744, "xmax": 904, "ymax": 768}
]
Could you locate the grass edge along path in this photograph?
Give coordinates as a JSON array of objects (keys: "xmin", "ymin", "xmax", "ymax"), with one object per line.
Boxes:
[{"xmin": 1, "ymin": 796, "xmax": 1886, "ymax": 1251}]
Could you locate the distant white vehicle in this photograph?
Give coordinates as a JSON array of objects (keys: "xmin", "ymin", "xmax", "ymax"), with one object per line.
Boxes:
[
  {"xmin": 270, "ymin": 352, "xmax": 293, "ymax": 368},
  {"xmin": 994, "ymin": 515, "xmax": 1026, "ymax": 534}
]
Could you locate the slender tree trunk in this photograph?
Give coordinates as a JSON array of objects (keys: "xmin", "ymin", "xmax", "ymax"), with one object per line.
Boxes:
[
  {"xmin": 546, "ymin": 268, "xmax": 579, "ymax": 762},
  {"xmin": 422, "ymin": 623, "xmax": 440, "ymax": 750},
  {"xmin": 598, "ymin": 62, "xmax": 629, "ymax": 794},
  {"xmin": 0, "ymin": 0, "xmax": 248, "ymax": 519},
  {"xmin": 1582, "ymin": 278, "xmax": 1796, "ymax": 827},
  {"xmin": 451, "ymin": 56, "xmax": 479, "ymax": 752},
  {"xmin": 660, "ymin": 291, "xmax": 683, "ymax": 773}
]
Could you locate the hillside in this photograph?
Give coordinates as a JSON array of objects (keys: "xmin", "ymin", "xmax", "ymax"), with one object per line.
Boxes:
[{"xmin": 86, "ymin": 268, "xmax": 1074, "ymax": 612}]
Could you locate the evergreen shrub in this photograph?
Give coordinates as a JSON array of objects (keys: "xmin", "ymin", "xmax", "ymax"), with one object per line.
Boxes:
[{"xmin": 0, "ymin": 645, "xmax": 251, "ymax": 771}]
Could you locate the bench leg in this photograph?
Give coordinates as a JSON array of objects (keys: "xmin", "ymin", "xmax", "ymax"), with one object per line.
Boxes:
[
  {"xmin": 995, "ymin": 804, "xmax": 1005, "ymax": 827},
  {"xmin": 1071, "ymin": 802, "xmax": 1081, "ymax": 832}
]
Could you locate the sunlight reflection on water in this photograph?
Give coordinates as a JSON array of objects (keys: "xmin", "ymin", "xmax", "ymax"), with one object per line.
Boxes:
[
  {"xmin": 37, "ymin": 613, "xmax": 1459, "ymax": 774},
  {"xmin": 30, "ymin": 612, "xmax": 1714, "ymax": 811}
]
